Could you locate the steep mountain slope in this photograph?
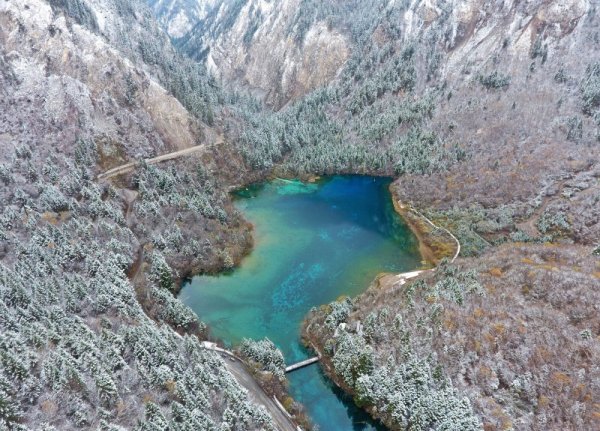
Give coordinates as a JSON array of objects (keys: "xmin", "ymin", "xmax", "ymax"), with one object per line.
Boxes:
[
  {"xmin": 147, "ymin": 0, "xmax": 220, "ymax": 38},
  {"xmin": 0, "ymin": 0, "xmax": 280, "ymax": 429},
  {"xmin": 0, "ymin": 0, "xmax": 252, "ymax": 276},
  {"xmin": 1, "ymin": 0, "xmax": 219, "ymax": 164},
  {"xmin": 177, "ymin": 0, "xmax": 350, "ymax": 108}
]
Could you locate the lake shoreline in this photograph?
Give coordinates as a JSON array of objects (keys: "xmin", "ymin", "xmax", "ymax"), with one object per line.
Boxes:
[
  {"xmin": 389, "ymin": 185, "xmax": 458, "ymax": 266},
  {"xmin": 181, "ymin": 175, "xmax": 421, "ymax": 430},
  {"xmin": 167, "ymin": 174, "xmax": 451, "ymax": 430}
]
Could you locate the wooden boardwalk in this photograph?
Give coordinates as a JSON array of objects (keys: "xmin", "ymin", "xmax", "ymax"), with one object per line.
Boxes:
[
  {"xmin": 97, "ymin": 145, "xmax": 206, "ymax": 180},
  {"xmin": 285, "ymin": 356, "xmax": 320, "ymax": 373}
]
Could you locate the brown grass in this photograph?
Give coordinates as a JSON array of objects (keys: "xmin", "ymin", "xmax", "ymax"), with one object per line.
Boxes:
[
  {"xmin": 489, "ymin": 267, "xmax": 503, "ymax": 277},
  {"xmin": 391, "ymin": 193, "xmax": 457, "ymax": 266}
]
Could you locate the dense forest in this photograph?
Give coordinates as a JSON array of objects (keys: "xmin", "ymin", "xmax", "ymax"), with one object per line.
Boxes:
[{"xmin": 0, "ymin": 0, "xmax": 267, "ymax": 428}]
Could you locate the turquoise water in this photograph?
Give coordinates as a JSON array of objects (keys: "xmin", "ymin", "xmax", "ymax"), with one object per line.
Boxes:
[{"xmin": 181, "ymin": 176, "xmax": 421, "ymax": 430}]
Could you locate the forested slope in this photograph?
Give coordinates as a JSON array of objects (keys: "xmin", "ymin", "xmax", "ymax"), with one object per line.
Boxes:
[
  {"xmin": 0, "ymin": 0, "xmax": 274, "ymax": 428},
  {"xmin": 152, "ymin": 0, "xmax": 600, "ymax": 254},
  {"xmin": 158, "ymin": 0, "xmax": 600, "ymax": 218},
  {"xmin": 305, "ymin": 246, "xmax": 600, "ymax": 430}
]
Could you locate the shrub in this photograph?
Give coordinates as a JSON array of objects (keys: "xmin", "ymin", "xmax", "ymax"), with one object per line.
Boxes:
[
  {"xmin": 479, "ymin": 71, "xmax": 511, "ymax": 89},
  {"xmin": 581, "ymin": 63, "xmax": 600, "ymax": 115},
  {"xmin": 530, "ymin": 35, "xmax": 548, "ymax": 63},
  {"xmin": 554, "ymin": 68, "xmax": 568, "ymax": 83},
  {"xmin": 566, "ymin": 116, "xmax": 583, "ymax": 141},
  {"xmin": 537, "ymin": 210, "xmax": 570, "ymax": 235},
  {"xmin": 240, "ymin": 338, "xmax": 286, "ymax": 379}
]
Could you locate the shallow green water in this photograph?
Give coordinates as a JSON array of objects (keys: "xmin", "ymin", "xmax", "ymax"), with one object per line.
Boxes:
[{"xmin": 181, "ymin": 175, "xmax": 421, "ymax": 430}]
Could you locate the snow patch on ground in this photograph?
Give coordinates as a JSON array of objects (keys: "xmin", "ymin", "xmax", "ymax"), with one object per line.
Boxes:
[
  {"xmin": 167, "ymin": 9, "xmax": 191, "ymax": 38},
  {"xmin": 0, "ymin": 0, "xmax": 53, "ymax": 29}
]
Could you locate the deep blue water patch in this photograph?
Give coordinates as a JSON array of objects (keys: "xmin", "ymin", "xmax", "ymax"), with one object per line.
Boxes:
[{"xmin": 181, "ymin": 175, "xmax": 421, "ymax": 430}]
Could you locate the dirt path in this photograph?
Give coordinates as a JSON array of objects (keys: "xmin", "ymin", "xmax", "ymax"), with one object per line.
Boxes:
[
  {"xmin": 200, "ymin": 343, "xmax": 299, "ymax": 431},
  {"xmin": 223, "ymin": 359, "xmax": 299, "ymax": 431},
  {"xmin": 127, "ymin": 245, "xmax": 145, "ymax": 284},
  {"xmin": 515, "ymin": 176, "xmax": 571, "ymax": 237},
  {"xmin": 406, "ymin": 204, "xmax": 461, "ymax": 262}
]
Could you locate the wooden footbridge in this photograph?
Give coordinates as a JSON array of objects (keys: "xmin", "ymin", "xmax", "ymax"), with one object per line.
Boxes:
[{"xmin": 285, "ymin": 356, "xmax": 320, "ymax": 373}]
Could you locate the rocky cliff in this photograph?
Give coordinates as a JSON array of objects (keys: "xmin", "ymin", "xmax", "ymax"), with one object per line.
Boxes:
[
  {"xmin": 0, "ymin": 0, "xmax": 212, "ymax": 167},
  {"xmin": 147, "ymin": 0, "xmax": 220, "ymax": 38},
  {"xmin": 167, "ymin": 0, "xmax": 351, "ymax": 108}
]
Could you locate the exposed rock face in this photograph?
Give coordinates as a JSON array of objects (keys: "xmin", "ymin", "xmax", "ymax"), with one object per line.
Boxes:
[
  {"xmin": 150, "ymin": 0, "xmax": 590, "ymax": 107},
  {"xmin": 174, "ymin": 0, "xmax": 350, "ymax": 108},
  {"xmin": 147, "ymin": 0, "xmax": 220, "ymax": 38},
  {"xmin": 211, "ymin": 0, "xmax": 348, "ymax": 108},
  {"xmin": 0, "ymin": 0, "xmax": 202, "ymax": 167},
  {"xmin": 153, "ymin": 0, "xmax": 595, "ymax": 117},
  {"xmin": 204, "ymin": 11, "xmax": 349, "ymax": 109}
]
